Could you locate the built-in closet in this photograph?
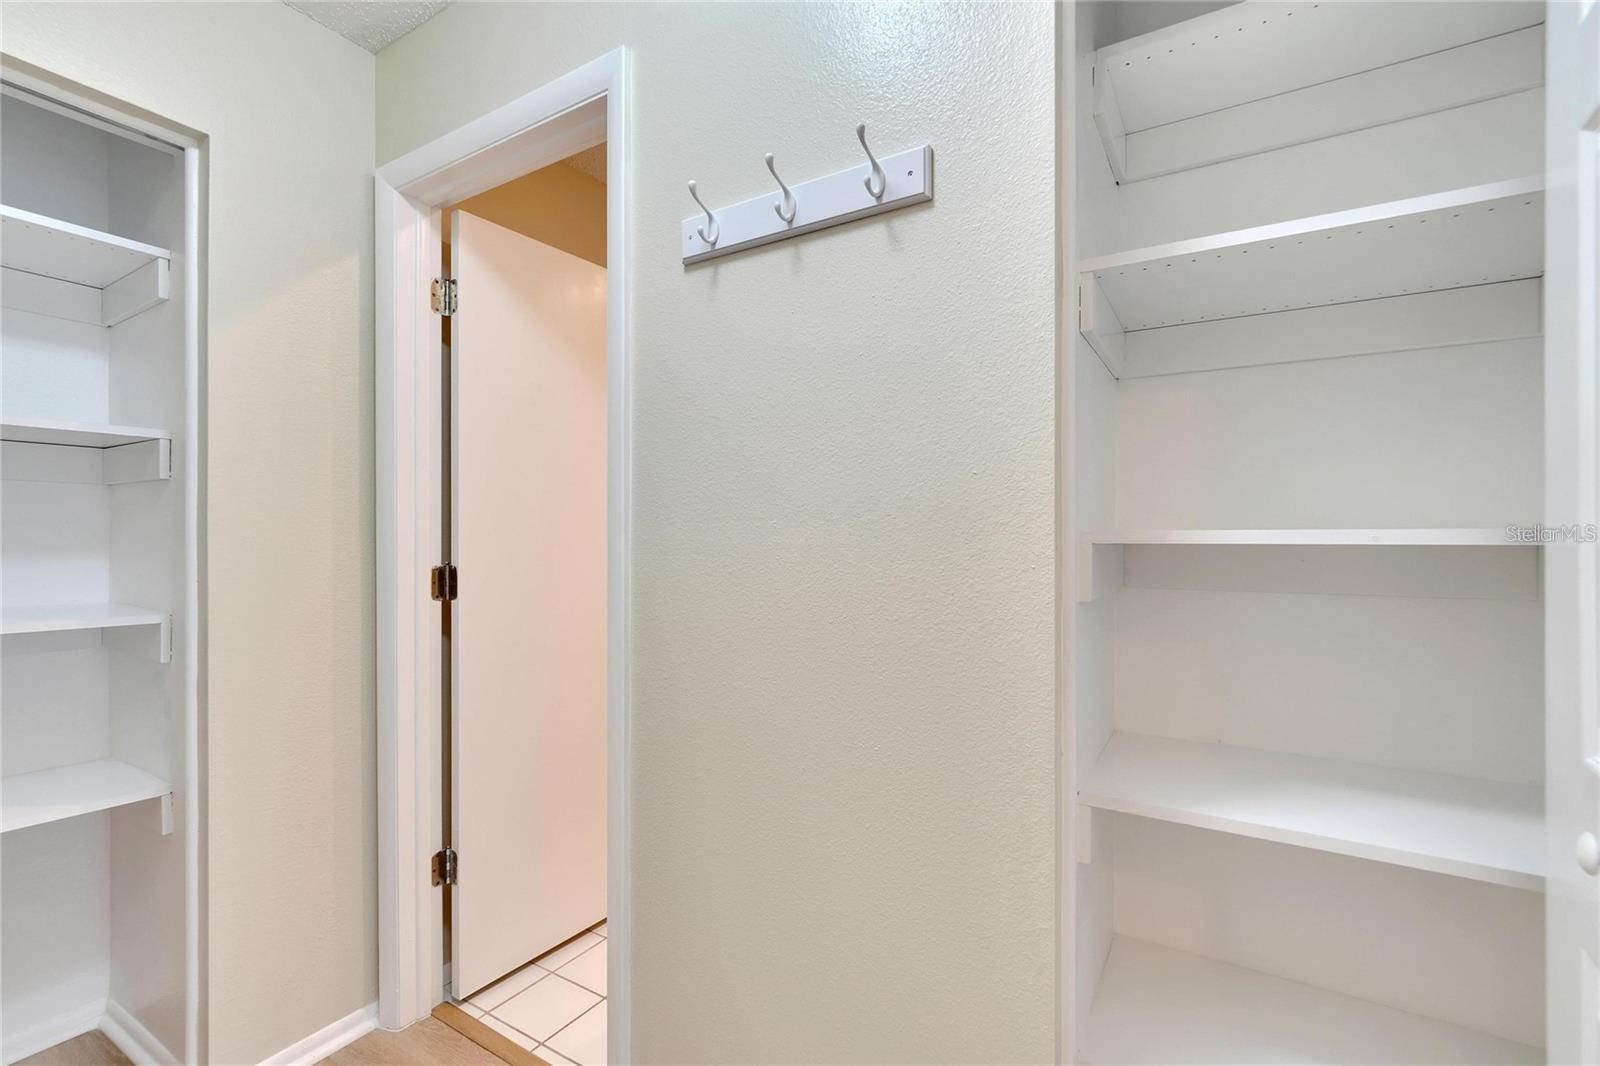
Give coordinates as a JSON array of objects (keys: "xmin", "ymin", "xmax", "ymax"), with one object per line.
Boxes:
[
  {"xmin": 0, "ymin": 82, "xmax": 197, "ymax": 1063},
  {"xmin": 1065, "ymin": 3, "xmax": 1562, "ymax": 1061}
]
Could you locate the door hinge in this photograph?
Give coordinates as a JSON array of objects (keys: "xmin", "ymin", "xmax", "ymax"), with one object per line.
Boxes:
[
  {"xmin": 432, "ymin": 848, "xmax": 458, "ymax": 886},
  {"xmin": 431, "ymin": 562, "xmax": 458, "ymax": 601},
  {"xmin": 431, "ymin": 277, "xmax": 458, "ymax": 317}
]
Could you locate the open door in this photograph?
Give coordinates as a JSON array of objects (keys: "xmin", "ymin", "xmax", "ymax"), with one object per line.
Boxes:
[
  {"xmin": 1544, "ymin": 3, "xmax": 1600, "ymax": 1061},
  {"xmin": 449, "ymin": 209, "xmax": 608, "ymax": 997}
]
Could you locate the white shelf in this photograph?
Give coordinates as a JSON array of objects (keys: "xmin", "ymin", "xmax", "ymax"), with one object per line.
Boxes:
[
  {"xmin": 1092, "ymin": 2, "xmax": 1542, "ymax": 182},
  {"xmin": 2, "ymin": 759, "xmax": 170, "ymax": 833},
  {"xmin": 1084, "ymin": 937, "xmax": 1542, "ymax": 1065},
  {"xmin": 0, "ymin": 204, "xmax": 168, "ymax": 289},
  {"xmin": 1083, "ymin": 528, "xmax": 1518, "ymax": 547},
  {"xmin": 2, "ymin": 602, "xmax": 165, "ymax": 636},
  {"xmin": 1080, "ymin": 732, "xmax": 1543, "ymax": 891},
  {"xmin": 1078, "ymin": 179, "xmax": 1543, "ymax": 331},
  {"xmin": 1, "ymin": 417, "xmax": 170, "ymax": 449}
]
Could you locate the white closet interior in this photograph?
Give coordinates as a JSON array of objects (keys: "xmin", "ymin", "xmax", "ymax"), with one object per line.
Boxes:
[
  {"xmin": 1066, "ymin": 2, "xmax": 1548, "ymax": 1061},
  {"xmin": 1, "ymin": 85, "xmax": 195, "ymax": 1063}
]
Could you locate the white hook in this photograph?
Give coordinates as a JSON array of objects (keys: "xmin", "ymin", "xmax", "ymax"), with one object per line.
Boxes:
[
  {"xmin": 857, "ymin": 123, "xmax": 886, "ymax": 200},
  {"xmin": 765, "ymin": 153, "xmax": 797, "ymax": 224},
  {"xmin": 688, "ymin": 180, "xmax": 719, "ymax": 246}
]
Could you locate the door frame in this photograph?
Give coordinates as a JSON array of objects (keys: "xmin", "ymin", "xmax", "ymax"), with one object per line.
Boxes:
[{"xmin": 373, "ymin": 47, "xmax": 632, "ymax": 1056}]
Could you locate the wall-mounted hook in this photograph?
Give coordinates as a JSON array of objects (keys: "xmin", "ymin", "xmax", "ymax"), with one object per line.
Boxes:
[
  {"xmin": 682, "ymin": 136, "xmax": 932, "ymax": 265},
  {"xmin": 765, "ymin": 153, "xmax": 797, "ymax": 224},
  {"xmin": 857, "ymin": 123, "xmax": 886, "ymax": 200},
  {"xmin": 688, "ymin": 180, "xmax": 719, "ymax": 246}
]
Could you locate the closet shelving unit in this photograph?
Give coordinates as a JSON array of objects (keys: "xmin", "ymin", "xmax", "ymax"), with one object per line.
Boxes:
[
  {"xmin": 1066, "ymin": 2, "xmax": 1548, "ymax": 1062},
  {"xmin": 1, "ymin": 82, "xmax": 195, "ymax": 1064},
  {"xmin": 2, "ymin": 759, "xmax": 172, "ymax": 834},
  {"xmin": 1078, "ymin": 177, "xmax": 1544, "ymax": 359},
  {"xmin": 1091, "ymin": 2, "xmax": 1544, "ymax": 183},
  {"xmin": 1079, "ymin": 730, "xmax": 1542, "ymax": 891},
  {"xmin": 0, "ymin": 203, "xmax": 171, "ymax": 323},
  {"xmin": 0, "ymin": 417, "xmax": 170, "ymax": 449}
]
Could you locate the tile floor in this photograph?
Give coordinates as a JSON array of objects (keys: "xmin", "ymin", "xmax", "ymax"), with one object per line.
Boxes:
[{"xmin": 454, "ymin": 921, "xmax": 607, "ymax": 1065}]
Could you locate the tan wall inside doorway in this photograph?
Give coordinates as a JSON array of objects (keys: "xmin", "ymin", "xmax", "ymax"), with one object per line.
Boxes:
[{"xmin": 450, "ymin": 159, "xmax": 607, "ymax": 268}]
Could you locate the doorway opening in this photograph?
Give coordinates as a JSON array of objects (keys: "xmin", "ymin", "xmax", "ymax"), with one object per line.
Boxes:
[
  {"xmin": 438, "ymin": 143, "xmax": 611, "ymax": 1065},
  {"xmin": 375, "ymin": 48, "xmax": 631, "ymax": 1064}
]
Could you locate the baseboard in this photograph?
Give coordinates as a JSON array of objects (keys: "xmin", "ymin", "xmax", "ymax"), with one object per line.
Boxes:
[
  {"xmin": 0, "ymin": 997, "xmax": 105, "ymax": 1065},
  {"xmin": 102, "ymin": 999, "xmax": 179, "ymax": 1066},
  {"xmin": 259, "ymin": 1002, "xmax": 378, "ymax": 1066}
]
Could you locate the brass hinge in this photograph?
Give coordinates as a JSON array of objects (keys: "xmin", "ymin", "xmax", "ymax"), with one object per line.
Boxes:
[
  {"xmin": 431, "ymin": 277, "xmax": 458, "ymax": 317},
  {"xmin": 431, "ymin": 848, "xmax": 458, "ymax": 886},
  {"xmin": 431, "ymin": 563, "xmax": 458, "ymax": 602}
]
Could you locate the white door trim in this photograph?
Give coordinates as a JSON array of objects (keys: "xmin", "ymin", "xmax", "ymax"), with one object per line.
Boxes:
[{"xmin": 374, "ymin": 47, "xmax": 632, "ymax": 1060}]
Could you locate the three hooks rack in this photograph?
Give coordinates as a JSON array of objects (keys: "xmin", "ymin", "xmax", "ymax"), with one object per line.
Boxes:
[{"xmin": 682, "ymin": 123, "xmax": 934, "ymax": 265}]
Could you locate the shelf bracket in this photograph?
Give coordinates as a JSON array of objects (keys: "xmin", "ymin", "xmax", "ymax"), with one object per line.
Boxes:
[
  {"xmin": 160, "ymin": 792, "xmax": 174, "ymax": 836},
  {"xmin": 1091, "ymin": 63, "xmax": 1128, "ymax": 184},
  {"xmin": 103, "ymin": 438, "xmax": 172, "ymax": 484},
  {"xmin": 1079, "ymin": 273, "xmax": 1126, "ymax": 380},
  {"xmin": 159, "ymin": 614, "xmax": 172, "ymax": 665},
  {"xmin": 1077, "ymin": 542, "xmax": 1123, "ymax": 604},
  {"xmin": 102, "ymin": 258, "xmax": 170, "ymax": 326}
]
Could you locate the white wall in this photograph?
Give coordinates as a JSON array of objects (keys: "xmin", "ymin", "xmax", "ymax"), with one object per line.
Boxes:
[
  {"xmin": 381, "ymin": 4, "xmax": 1058, "ymax": 1062},
  {"xmin": 0, "ymin": 5, "xmax": 377, "ymax": 1063}
]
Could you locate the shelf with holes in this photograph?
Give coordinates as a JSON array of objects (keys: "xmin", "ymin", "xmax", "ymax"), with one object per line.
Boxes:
[
  {"xmin": 1090, "ymin": 1, "xmax": 1543, "ymax": 183},
  {"xmin": 1076, "ymin": 178, "xmax": 1543, "ymax": 377}
]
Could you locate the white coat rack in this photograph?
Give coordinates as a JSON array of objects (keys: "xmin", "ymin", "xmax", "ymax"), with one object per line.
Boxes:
[{"xmin": 682, "ymin": 124, "xmax": 934, "ymax": 265}]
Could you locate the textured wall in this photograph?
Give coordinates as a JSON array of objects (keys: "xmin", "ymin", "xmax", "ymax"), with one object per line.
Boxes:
[
  {"xmin": 382, "ymin": 5, "xmax": 1058, "ymax": 1062},
  {"xmin": 0, "ymin": 5, "xmax": 377, "ymax": 1063}
]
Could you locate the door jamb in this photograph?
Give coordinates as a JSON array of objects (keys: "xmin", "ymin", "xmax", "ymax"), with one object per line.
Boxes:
[{"xmin": 374, "ymin": 47, "xmax": 632, "ymax": 1059}]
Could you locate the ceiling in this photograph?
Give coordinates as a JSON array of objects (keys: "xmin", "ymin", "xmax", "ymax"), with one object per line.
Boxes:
[
  {"xmin": 564, "ymin": 144, "xmax": 606, "ymax": 185},
  {"xmin": 283, "ymin": 1, "xmax": 452, "ymax": 54}
]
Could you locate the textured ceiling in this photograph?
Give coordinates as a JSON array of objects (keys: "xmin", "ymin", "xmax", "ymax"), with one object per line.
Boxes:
[
  {"xmin": 283, "ymin": 1, "xmax": 451, "ymax": 53},
  {"xmin": 564, "ymin": 144, "xmax": 607, "ymax": 185}
]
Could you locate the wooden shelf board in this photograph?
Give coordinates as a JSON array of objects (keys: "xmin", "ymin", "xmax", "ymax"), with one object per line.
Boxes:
[
  {"xmin": 1083, "ymin": 936, "xmax": 1542, "ymax": 1065},
  {"xmin": 1096, "ymin": 2, "xmax": 1541, "ymax": 135},
  {"xmin": 2, "ymin": 758, "xmax": 170, "ymax": 833},
  {"xmin": 1, "ymin": 417, "xmax": 170, "ymax": 449},
  {"xmin": 1083, "ymin": 528, "xmax": 1518, "ymax": 547},
  {"xmin": 1080, "ymin": 732, "xmax": 1543, "ymax": 891},
  {"xmin": 1, "ymin": 602, "xmax": 165, "ymax": 636},
  {"xmin": 1079, "ymin": 179, "xmax": 1543, "ymax": 330},
  {"xmin": 1, "ymin": 204, "xmax": 168, "ymax": 290}
]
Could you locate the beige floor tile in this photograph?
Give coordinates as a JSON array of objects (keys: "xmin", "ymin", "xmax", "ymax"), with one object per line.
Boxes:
[
  {"xmin": 536, "ymin": 932, "xmax": 602, "ymax": 972},
  {"xmin": 556, "ymin": 943, "xmax": 606, "ymax": 996},
  {"xmin": 468, "ymin": 963, "xmax": 548, "ymax": 1011},
  {"xmin": 545, "ymin": 1002, "xmax": 607, "ymax": 1066},
  {"xmin": 494, "ymin": 974, "xmax": 602, "ymax": 1042}
]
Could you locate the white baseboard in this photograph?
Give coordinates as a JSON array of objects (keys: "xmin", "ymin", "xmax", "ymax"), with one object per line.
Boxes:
[
  {"xmin": 102, "ymin": 999, "xmax": 179, "ymax": 1066},
  {"xmin": 1, "ymin": 997, "xmax": 105, "ymax": 1065},
  {"xmin": 259, "ymin": 1002, "xmax": 378, "ymax": 1066}
]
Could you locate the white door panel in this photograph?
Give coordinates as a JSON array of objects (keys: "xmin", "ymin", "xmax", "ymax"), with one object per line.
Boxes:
[{"xmin": 450, "ymin": 210, "xmax": 607, "ymax": 997}]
